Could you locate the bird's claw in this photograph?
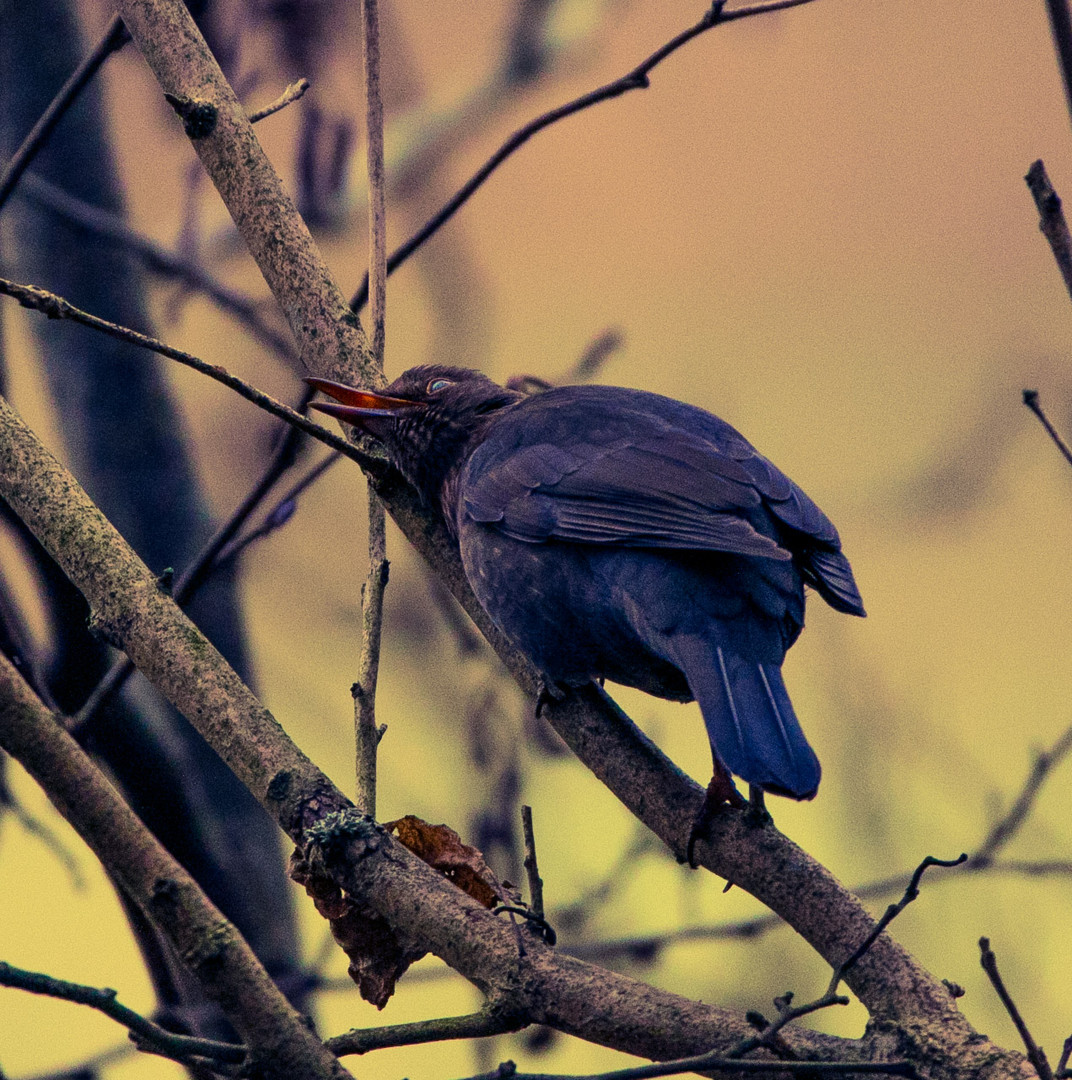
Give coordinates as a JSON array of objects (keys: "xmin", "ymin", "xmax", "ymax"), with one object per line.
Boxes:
[
  {"xmin": 535, "ymin": 681, "xmax": 567, "ymax": 718},
  {"xmin": 685, "ymin": 768, "xmax": 747, "ymax": 868},
  {"xmin": 743, "ymin": 785, "xmax": 772, "ymax": 829}
]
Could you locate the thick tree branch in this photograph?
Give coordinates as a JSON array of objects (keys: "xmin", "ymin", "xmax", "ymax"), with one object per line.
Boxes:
[
  {"xmin": 0, "ymin": 654, "xmax": 349, "ymax": 1080},
  {"xmin": 114, "ymin": 0, "xmax": 373, "ymax": 383}
]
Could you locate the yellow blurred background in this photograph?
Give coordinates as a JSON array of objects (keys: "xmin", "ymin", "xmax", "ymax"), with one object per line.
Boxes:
[{"xmin": 3, "ymin": 0, "xmax": 1072, "ymax": 1076}]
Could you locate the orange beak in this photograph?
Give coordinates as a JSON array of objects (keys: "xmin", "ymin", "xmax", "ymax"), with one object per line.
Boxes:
[{"xmin": 305, "ymin": 377, "xmax": 422, "ymax": 425}]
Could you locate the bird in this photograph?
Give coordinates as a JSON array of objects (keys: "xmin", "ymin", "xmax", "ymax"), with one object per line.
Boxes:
[{"xmin": 308, "ymin": 365, "xmax": 864, "ymax": 834}]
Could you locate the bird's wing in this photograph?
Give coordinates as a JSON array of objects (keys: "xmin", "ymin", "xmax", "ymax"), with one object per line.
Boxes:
[
  {"xmin": 465, "ymin": 436, "xmax": 786, "ymax": 558},
  {"xmin": 460, "ymin": 381, "xmax": 849, "ymax": 561},
  {"xmin": 462, "ymin": 386, "xmax": 866, "ymax": 613}
]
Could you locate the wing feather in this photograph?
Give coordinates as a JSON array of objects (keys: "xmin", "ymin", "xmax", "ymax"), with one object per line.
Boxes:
[{"xmin": 460, "ymin": 385, "xmax": 858, "ymax": 595}]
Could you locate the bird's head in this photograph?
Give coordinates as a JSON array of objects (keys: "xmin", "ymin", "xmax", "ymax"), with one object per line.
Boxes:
[{"xmin": 307, "ymin": 365, "xmax": 523, "ymax": 501}]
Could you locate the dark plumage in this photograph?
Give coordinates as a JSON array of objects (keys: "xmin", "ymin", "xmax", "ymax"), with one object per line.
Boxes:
[{"xmin": 309, "ymin": 365, "xmax": 864, "ymax": 803}]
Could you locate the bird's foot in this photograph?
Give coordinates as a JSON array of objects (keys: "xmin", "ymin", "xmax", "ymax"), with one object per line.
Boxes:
[
  {"xmin": 534, "ymin": 680, "xmax": 568, "ymax": 718},
  {"xmin": 685, "ymin": 767, "xmax": 747, "ymax": 868},
  {"xmin": 743, "ymin": 784, "xmax": 772, "ymax": 829}
]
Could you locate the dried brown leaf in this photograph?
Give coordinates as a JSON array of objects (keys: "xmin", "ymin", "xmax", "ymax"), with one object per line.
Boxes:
[{"xmin": 386, "ymin": 815, "xmax": 507, "ymax": 909}]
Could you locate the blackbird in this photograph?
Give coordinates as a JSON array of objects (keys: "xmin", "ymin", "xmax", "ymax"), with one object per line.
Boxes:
[{"xmin": 309, "ymin": 365, "xmax": 864, "ymax": 810}]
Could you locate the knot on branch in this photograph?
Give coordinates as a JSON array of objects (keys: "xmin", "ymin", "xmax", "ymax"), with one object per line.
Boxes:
[
  {"xmin": 303, "ymin": 807, "xmax": 383, "ymax": 866},
  {"xmin": 164, "ymin": 93, "xmax": 218, "ymax": 139}
]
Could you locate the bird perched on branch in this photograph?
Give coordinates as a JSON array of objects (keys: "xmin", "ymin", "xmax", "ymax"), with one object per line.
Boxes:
[{"xmin": 309, "ymin": 366, "xmax": 864, "ymax": 840}]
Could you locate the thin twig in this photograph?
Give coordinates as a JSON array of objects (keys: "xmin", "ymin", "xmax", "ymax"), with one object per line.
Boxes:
[
  {"xmin": 1024, "ymin": 389, "xmax": 1072, "ymax": 470},
  {"xmin": 979, "ymin": 938, "xmax": 1054, "ymax": 1080},
  {"xmin": 351, "ymin": 0, "xmax": 390, "ymax": 814},
  {"xmin": 326, "ymin": 1007, "xmax": 526, "ymax": 1057},
  {"xmin": 0, "ymin": 960, "xmax": 246, "ymax": 1067},
  {"xmin": 248, "ymin": 78, "xmax": 311, "ymax": 124},
  {"xmin": 451, "ymin": 1056, "xmax": 917, "ymax": 1080},
  {"xmin": 971, "ymin": 720, "xmax": 1072, "ymax": 864},
  {"xmin": 1056, "ymin": 1035, "xmax": 1072, "ymax": 1077},
  {"xmin": 720, "ymin": 854, "xmax": 966, "ymax": 1066},
  {"xmin": 0, "ymin": 277, "xmax": 383, "ymax": 472},
  {"xmin": 564, "ymin": 856, "xmax": 1072, "ymax": 965},
  {"xmin": 354, "ymin": 492, "xmax": 388, "ymax": 814},
  {"xmin": 350, "ymin": 0, "xmax": 819, "ymax": 310},
  {"xmin": 18, "ymin": 171, "xmax": 295, "ymax": 361},
  {"xmin": 831, "ymin": 853, "xmax": 967, "ymax": 989},
  {"xmin": 1044, "ymin": 0, "xmax": 1072, "ymax": 134},
  {"xmin": 0, "ymin": 15, "xmax": 129, "ymax": 213},
  {"xmin": 213, "ymin": 451, "xmax": 342, "ymax": 569},
  {"xmin": 521, "ymin": 805, "xmax": 545, "ymax": 920},
  {"xmin": 18, "ymin": 1040, "xmax": 136, "ymax": 1080},
  {"xmin": 361, "ymin": 0, "xmax": 388, "ymax": 362},
  {"xmin": 1025, "ymin": 161, "xmax": 1072, "ymax": 303}
]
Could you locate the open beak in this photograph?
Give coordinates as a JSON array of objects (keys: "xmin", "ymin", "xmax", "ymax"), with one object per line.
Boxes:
[{"xmin": 305, "ymin": 377, "xmax": 422, "ymax": 428}]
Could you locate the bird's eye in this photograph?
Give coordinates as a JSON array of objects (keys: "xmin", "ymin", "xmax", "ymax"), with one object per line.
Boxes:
[{"xmin": 427, "ymin": 378, "xmax": 453, "ymax": 393}]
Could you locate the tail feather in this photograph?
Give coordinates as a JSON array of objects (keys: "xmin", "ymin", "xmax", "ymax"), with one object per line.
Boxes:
[{"xmin": 671, "ymin": 636, "xmax": 820, "ymax": 798}]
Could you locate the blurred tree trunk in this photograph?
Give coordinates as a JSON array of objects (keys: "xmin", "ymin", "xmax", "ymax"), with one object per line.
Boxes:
[{"xmin": 0, "ymin": 0, "xmax": 305, "ymax": 1035}]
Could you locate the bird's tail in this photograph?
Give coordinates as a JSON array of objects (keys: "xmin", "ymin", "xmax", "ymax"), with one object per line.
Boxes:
[{"xmin": 668, "ymin": 636, "xmax": 820, "ymax": 799}]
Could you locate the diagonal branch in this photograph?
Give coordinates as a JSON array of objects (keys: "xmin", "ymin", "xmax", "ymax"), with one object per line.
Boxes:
[
  {"xmin": 0, "ymin": 276, "xmax": 381, "ymax": 472},
  {"xmin": 0, "ymin": 653, "xmax": 349, "ymax": 1080},
  {"xmin": 108, "ymin": 0, "xmax": 1002, "ymax": 1040},
  {"xmin": 0, "ymin": 15, "xmax": 129, "ymax": 213},
  {"xmin": 17, "ymin": 171, "xmax": 296, "ymax": 361},
  {"xmin": 351, "ymin": 0, "xmax": 819, "ymax": 311},
  {"xmin": 0, "ymin": 961, "xmax": 245, "ymax": 1069}
]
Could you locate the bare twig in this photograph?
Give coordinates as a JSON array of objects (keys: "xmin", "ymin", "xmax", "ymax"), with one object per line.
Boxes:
[
  {"xmin": 979, "ymin": 938, "xmax": 1053, "ymax": 1080},
  {"xmin": 0, "ymin": 277, "xmax": 382, "ymax": 472},
  {"xmin": 0, "ymin": 15, "xmax": 129, "ymax": 213},
  {"xmin": 832, "ymin": 853, "xmax": 968, "ymax": 988},
  {"xmin": 1044, "ymin": 0, "xmax": 1072, "ymax": 133},
  {"xmin": 362, "ymin": 0, "xmax": 388, "ymax": 363},
  {"xmin": 452, "ymin": 1056, "xmax": 917, "ymax": 1079},
  {"xmin": 18, "ymin": 171, "xmax": 295, "ymax": 361},
  {"xmin": 18, "ymin": 1040, "xmax": 136, "ymax": 1080},
  {"xmin": 350, "ymin": 0, "xmax": 819, "ymax": 310},
  {"xmin": 0, "ymin": 960, "xmax": 245, "ymax": 1068},
  {"xmin": 1055, "ymin": 1035, "xmax": 1072, "ymax": 1077},
  {"xmin": 565, "ymin": 856, "xmax": 1072, "ymax": 965},
  {"xmin": 350, "ymin": 0, "xmax": 390, "ymax": 816},
  {"xmin": 354, "ymin": 492, "xmax": 388, "ymax": 814},
  {"xmin": 720, "ymin": 854, "xmax": 966, "ymax": 1067},
  {"xmin": 213, "ymin": 451, "xmax": 342, "ymax": 569},
  {"xmin": 1025, "ymin": 161, "xmax": 1072, "ymax": 303},
  {"xmin": 971, "ymin": 720, "xmax": 1072, "ymax": 864},
  {"xmin": 569, "ymin": 328, "xmax": 625, "ymax": 382},
  {"xmin": 248, "ymin": 78, "xmax": 311, "ymax": 124},
  {"xmin": 326, "ymin": 1007, "xmax": 527, "ymax": 1057},
  {"xmin": 1023, "ymin": 389, "xmax": 1072, "ymax": 470},
  {"xmin": 521, "ymin": 805, "xmax": 545, "ymax": 920}
]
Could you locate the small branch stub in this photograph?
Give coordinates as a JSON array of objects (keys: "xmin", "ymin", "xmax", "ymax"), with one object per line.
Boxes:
[{"xmin": 164, "ymin": 93, "xmax": 218, "ymax": 139}]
